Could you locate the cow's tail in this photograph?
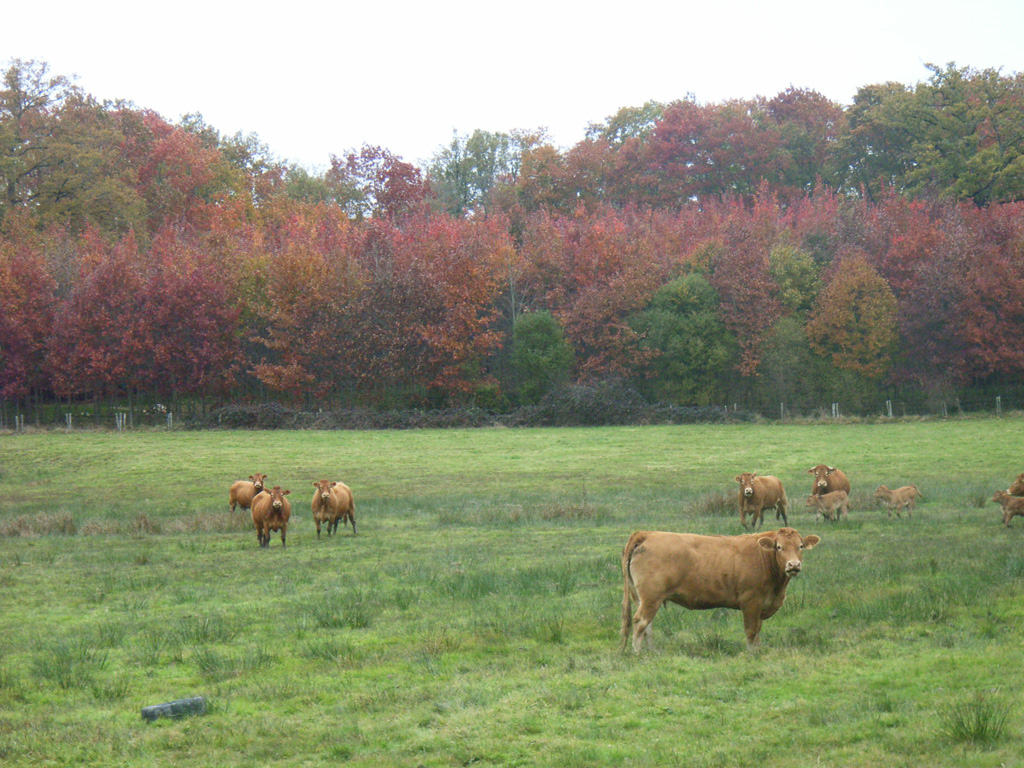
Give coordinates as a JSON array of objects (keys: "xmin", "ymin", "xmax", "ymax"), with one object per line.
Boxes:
[
  {"xmin": 620, "ymin": 531, "xmax": 647, "ymax": 650},
  {"xmin": 915, "ymin": 485, "xmax": 924, "ymax": 498}
]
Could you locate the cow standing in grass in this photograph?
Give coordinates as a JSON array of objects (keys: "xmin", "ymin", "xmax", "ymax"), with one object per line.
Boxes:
[
  {"xmin": 806, "ymin": 490, "xmax": 850, "ymax": 522},
  {"xmin": 874, "ymin": 485, "xmax": 923, "ymax": 517},
  {"xmin": 808, "ymin": 465, "xmax": 850, "ymax": 498},
  {"xmin": 621, "ymin": 527, "xmax": 821, "ymax": 652},
  {"xmin": 735, "ymin": 472, "xmax": 788, "ymax": 530},
  {"xmin": 251, "ymin": 486, "xmax": 291, "ymax": 548},
  {"xmin": 229, "ymin": 473, "xmax": 268, "ymax": 513},
  {"xmin": 992, "ymin": 491, "xmax": 1024, "ymax": 528},
  {"xmin": 311, "ymin": 479, "xmax": 356, "ymax": 537}
]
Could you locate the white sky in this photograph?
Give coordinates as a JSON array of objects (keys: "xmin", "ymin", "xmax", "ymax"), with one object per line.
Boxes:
[{"xmin": 3, "ymin": 0, "xmax": 1024, "ymax": 171}]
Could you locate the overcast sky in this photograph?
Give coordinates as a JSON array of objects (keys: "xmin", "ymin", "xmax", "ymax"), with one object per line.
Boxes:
[{"xmin": 3, "ymin": 0, "xmax": 1023, "ymax": 170}]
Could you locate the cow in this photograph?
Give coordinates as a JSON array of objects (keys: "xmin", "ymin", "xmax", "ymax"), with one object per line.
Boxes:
[
  {"xmin": 621, "ymin": 527, "xmax": 821, "ymax": 652},
  {"xmin": 229, "ymin": 473, "xmax": 268, "ymax": 513},
  {"xmin": 1007, "ymin": 473, "xmax": 1024, "ymax": 497},
  {"xmin": 808, "ymin": 464, "xmax": 851, "ymax": 498},
  {"xmin": 873, "ymin": 485, "xmax": 922, "ymax": 517},
  {"xmin": 251, "ymin": 486, "xmax": 291, "ymax": 548},
  {"xmin": 311, "ymin": 479, "xmax": 356, "ymax": 537},
  {"xmin": 991, "ymin": 491, "xmax": 1024, "ymax": 528},
  {"xmin": 735, "ymin": 472, "xmax": 788, "ymax": 530},
  {"xmin": 805, "ymin": 490, "xmax": 850, "ymax": 522}
]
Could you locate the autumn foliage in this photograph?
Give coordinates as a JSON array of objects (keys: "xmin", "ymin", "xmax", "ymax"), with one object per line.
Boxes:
[{"xmin": 4, "ymin": 58, "xmax": 1024, "ymax": 419}]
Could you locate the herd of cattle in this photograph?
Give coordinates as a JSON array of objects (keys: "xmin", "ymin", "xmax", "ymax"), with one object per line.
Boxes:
[
  {"xmin": 620, "ymin": 465, "xmax": 1024, "ymax": 653},
  {"xmin": 226, "ymin": 464, "xmax": 1024, "ymax": 653},
  {"xmin": 228, "ymin": 473, "xmax": 356, "ymax": 548}
]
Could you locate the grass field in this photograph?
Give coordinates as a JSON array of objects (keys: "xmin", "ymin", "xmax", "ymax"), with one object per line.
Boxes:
[{"xmin": 1, "ymin": 418, "xmax": 1023, "ymax": 767}]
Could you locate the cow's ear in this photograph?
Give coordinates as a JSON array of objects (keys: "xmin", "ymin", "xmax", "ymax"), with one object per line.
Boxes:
[
  {"xmin": 250, "ymin": 475, "xmax": 256, "ymax": 482},
  {"xmin": 802, "ymin": 535, "xmax": 820, "ymax": 549},
  {"xmin": 807, "ymin": 468, "xmax": 815, "ymax": 474},
  {"xmin": 282, "ymin": 489, "xmax": 291, "ymax": 496},
  {"xmin": 757, "ymin": 536, "xmax": 775, "ymax": 550},
  {"xmin": 826, "ymin": 466, "xmax": 836, "ymax": 474},
  {"xmin": 312, "ymin": 481, "xmax": 318, "ymax": 487},
  {"xmin": 734, "ymin": 475, "xmax": 743, "ymax": 483},
  {"xmin": 330, "ymin": 482, "xmax": 337, "ymax": 487}
]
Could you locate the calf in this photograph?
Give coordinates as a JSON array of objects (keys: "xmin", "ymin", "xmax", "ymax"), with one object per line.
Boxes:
[
  {"xmin": 808, "ymin": 465, "xmax": 851, "ymax": 497},
  {"xmin": 992, "ymin": 491, "xmax": 1024, "ymax": 528},
  {"xmin": 873, "ymin": 485, "xmax": 922, "ymax": 517},
  {"xmin": 229, "ymin": 473, "xmax": 268, "ymax": 512},
  {"xmin": 805, "ymin": 490, "xmax": 849, "ymax": 522},
  {"xmin": 1007, "ymin": 473, "xmax": 1024, "ymax": 497},
  {"xmin": 311, "ymin": 479, "xmax": 356, "ymax": 537},
  {"xmin": 621, "ymin": 527, "xmax": 821, "ymax": 651},
  {"xmin": 735, "ymin": 472, "xmax": 788, "ymax": 530},
  {"xmin": 251, "ymin": 486, "xmax": 291, "ymax": 548}
]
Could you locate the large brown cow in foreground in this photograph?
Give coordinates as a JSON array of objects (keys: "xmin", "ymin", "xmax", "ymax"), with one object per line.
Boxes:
[
  {"xmin": 808, "ymin": 465, "xmax": 850, "ymax": 497},
  {"xmin": 229, "ymin": 473, "xmax": 268, "ymax": 513},
  {"xmin": 805, "ymin": 490, "xmax": 849, "ymax": 522},
  {"xmin": 621, "ymin": 527, "xmax": 820, "ymax": 652},
  {"xmin": 873, "ymin": 485, "xmax": 922, "ymax": 517},
  {"xmin": 1007, "ymin": 473, "xmax": 1024, "ymax": 497},
  {"xmin": 311, "ymin": 479, "xmax": 356, "ymax": 537},
  {"xmin": 735, "ymin": 473, "xmax": 788, "ymax": 530},
  {"xmin": 992, "ymin": 491, "xmax": 1024, "ymax": 528},
  {"xmin": 251, "ymin": 486, "xmax": 291, "ymax": 548}
]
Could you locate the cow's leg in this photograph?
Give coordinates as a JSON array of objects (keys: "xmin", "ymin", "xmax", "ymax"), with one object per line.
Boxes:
[
  {"xmin": 776, "ymin": 500, "xmax": 788, "ymax": 527},
  {"xmin": 315, "ymin": 518, "xmax": 322, "ymax": 538},
  {"xmin": 740, "ymin": 508, "xmax": 748, "ymax": 530},
  {"xmin": 741, "ymin": 603, "xmax": 763, "ymax": 649},
  {"xmin": 349, "ymin": 512, "xmax": 356, "ymax": 535},
  {"xmin": 631, "ymin": 599, "xmax": 660, "ymax": 653},
  {"xmin": 281, "ymin": 527, "xmax": 286, "ymax": 548}
]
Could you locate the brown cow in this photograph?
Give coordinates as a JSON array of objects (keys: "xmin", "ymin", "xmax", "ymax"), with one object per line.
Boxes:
[
  {"xmin": 808, "ymin": 465, "xmax": 851, "ymax": 497},
  {"xmin": 251, "ymin": 486, "xmax": 291, "ymax": 548},
  {"xmin": 311, "ymin": 479, "xmax": 356, "ymax": 537},
  {"xmin": 229, "ymin": 473, "xmax": 268, "ymax": 513},
  {"xmin": 621, "ymin": 527, "xmax": 820, "ymax": 652},
  {"xmin": 805, "ymin": 490, "xmax": 849, "ymax": 522},
  {"xmin": 1007, "ymin": 473, "xmax": 1024, "ymax": 497},
  {"xmin": 873, "ymin": 485, "xmax": 922, "ymax": 517},
  {"xmin": 735, "ymin": 472, "xmax": 788, "ymax": 530},
  {"xmin": 992, "ymin": 491, "xmax": 1024, "ymax": 528}
]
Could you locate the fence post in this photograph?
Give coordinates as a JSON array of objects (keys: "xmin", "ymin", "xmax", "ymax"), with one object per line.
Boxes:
[
  {"xmin": 65, "ymin": 413, "xmax": 72, "ymax": 430},
  {"xmin": 886, "ymin": 400, "xmax": 893, "ymax": 418},
  {"xmin": 167, "ymin": 412, "xmax": 173, "ymax": 429},
  {"xmin": 996, "ymin": 396, "xmax": 1002, "ymax": 415},
  {"xmin": 780, "ymin": 403, "xmax": 784, "ymax": 421}
]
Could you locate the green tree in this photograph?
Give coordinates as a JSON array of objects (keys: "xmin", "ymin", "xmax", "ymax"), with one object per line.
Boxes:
[
  {"xmin": 511, "ymin": 311, "xmax": 574, "ymax": 405},
  {"xmin": 428, "ymin": 129, "xmax": 536, "ymax": 216},
  {"xmin": 768, "ymin": 242, "xmax": 821, "ymax": 314},
  {"xmin": 629, "ymin": 274, "xmax": 738, "ymax": 405}
]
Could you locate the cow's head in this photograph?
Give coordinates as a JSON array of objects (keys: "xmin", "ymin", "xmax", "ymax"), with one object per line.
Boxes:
[
  {"xmin": 805, "ymin": 495, "xmax": 819, "ymax": 508},
  {"xmin": 250, "ymin": 473, "xmax": 267, "ymax": 493},
  {"xmin": 992, "ymin": 490, "xmax": 1011, "ymax": 505},
  {"xmin": 808, "ymin": 464, "xmax": 835, "ymax": 490},
  {"xmin": 268, "ymin": 486, "xmax": 290, "ymax": 510},
  {"xmin": 735, "ymin": 472, "xmax": 757, "ymax": 497},
  {"xmin": 873, "ymin": 485, "xmax": 889, "ymax": 498},
  {"xmin": 313, "ymin": 479, "xmax": 333, "ymax": 503},
  {"xmin": 758, "ymin": 527, "xmax": 820, "ymax": 577},
  {"xmin": 1008, "ymin": 474, "xmax": 1024, "ymax": 496}
]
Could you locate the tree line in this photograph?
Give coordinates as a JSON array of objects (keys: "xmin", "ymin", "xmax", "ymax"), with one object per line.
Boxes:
[{"xmin": 2, "ymin": 58, "xmax": 1024, "ymax": 422}]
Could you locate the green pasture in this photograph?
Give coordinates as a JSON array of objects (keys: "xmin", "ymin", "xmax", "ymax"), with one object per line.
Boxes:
[{"xmin": 0, "ymin": 418, "xmax": 1022, "ymax": 767}]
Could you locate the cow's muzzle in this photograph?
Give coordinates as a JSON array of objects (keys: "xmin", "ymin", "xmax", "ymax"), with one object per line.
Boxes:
[
  {"xmin": 744, "ymin": 488, "xmax": 753, "ymax": 496},
  {"xmin": 785, "ymin": 562, "xmax": 802, "ymax": 576}
]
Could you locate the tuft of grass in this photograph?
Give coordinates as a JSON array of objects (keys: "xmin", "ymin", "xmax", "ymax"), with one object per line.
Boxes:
[
  {"xmin": 939, "ymin": 690, "xmax": 1014, "ymax": 744},
  {"xmin": 31, "ymin": 638, "xmax": 109, "ymax": 690},
  {"xmin": 687, "ymin": 491, "xmax": 735, "ymax": 517}
]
